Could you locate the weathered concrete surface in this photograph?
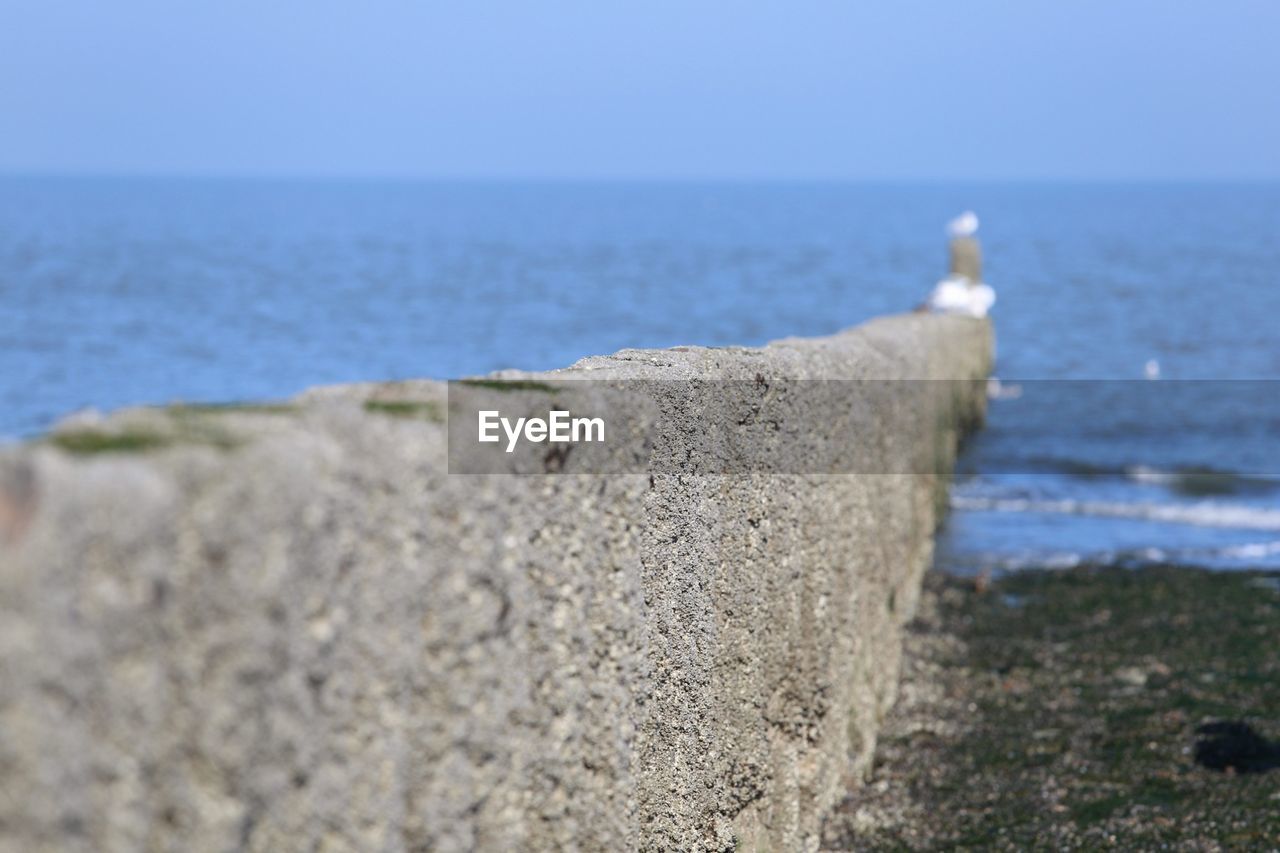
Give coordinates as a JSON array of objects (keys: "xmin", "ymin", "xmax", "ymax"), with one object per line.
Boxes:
[{"xmin": 0, "ymin": 314, "xmax": 991, "ymax": 852}]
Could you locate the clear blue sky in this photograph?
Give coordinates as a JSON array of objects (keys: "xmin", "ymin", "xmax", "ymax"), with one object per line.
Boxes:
[{"xmin": 3, "ymin": 0, "xmax": 1278, "ymax": 180}]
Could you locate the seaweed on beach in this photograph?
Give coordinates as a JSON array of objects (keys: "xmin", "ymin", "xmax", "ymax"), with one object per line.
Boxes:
[{"xmin": 823, "ymin": 565, "xmax": 1280, "ymax": 850}]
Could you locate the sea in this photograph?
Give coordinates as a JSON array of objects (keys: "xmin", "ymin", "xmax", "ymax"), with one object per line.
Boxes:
[{"xmin": 4, "ymin": 178, "xmax": 1279, "ymax": 572}]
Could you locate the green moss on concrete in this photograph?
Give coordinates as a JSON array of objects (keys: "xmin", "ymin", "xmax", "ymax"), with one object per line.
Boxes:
[
  {"xmin": 48, "ymin": 410, "xmax": 252, "ymax": 456},
  {"xmin": 457, "ymin": 379, "xmax": 558, "ymax": 393},
  {"xmin": 363, "ymin": 400, "xmax": 444, "ymax": 421},
  {"xmin": 49, "ymin": 429, "xmax": 175, "ymax": 455},
  {"xmin": 170, "ymin": 402, "xmax": 297, "ymax": 416}
]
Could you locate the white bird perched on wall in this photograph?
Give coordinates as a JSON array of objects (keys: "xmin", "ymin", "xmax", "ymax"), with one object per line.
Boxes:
[
  {"xmin": 947, "ymin": 210, "xmax": 980, "ymax": 239},
  {"xmin": 923, "ymin": 211, "xmax": 995, "ymax": 318}
]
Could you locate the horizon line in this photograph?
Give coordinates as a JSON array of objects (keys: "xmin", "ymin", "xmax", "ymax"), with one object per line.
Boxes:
[{"xmin": 3, "ymin": 169, "xmax": 1280, "ymax": 185}]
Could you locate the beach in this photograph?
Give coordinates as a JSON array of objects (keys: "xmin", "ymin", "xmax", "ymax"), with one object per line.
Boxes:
[{"xmin": 823, "ymin": 565, "xmax": 1280, "ymax": 850}]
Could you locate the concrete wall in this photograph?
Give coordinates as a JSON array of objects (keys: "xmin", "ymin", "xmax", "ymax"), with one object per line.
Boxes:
[{"xmin": 0, "ymin": 313, "xmax": 992, "ymax": 853}]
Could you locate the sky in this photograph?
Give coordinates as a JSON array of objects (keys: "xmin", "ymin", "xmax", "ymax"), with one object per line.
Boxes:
[{"xmin": 2, "ymin": 0, "xmax": 1279, "ymax": 181}]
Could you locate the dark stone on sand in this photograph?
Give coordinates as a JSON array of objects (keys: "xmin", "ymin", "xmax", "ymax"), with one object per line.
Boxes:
[{"xmin": 1194, "ymin": 721, "xmax": 1280, "ymax": 774}]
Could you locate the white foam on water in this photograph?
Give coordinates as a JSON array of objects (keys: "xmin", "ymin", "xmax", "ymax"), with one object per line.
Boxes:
[
  {"xmin": 1124, "ymin": 465, "xmax": 1179, "ymax": 487},
  {"xmin": 950, "ymin": 495, "xmax": 1280, "ymax": 531},
  {"xmin": 1215, "ymin": 540, "xmax": 1280, "ymax": 560}
]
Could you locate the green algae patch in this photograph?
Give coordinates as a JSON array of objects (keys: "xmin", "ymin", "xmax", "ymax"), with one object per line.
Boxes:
[
  {"xmin": 457, "ymin": 379, "xmax": 558, "ymax": 393},
  {"xmin": 170, "ymin": 402, "xmax": 297, "ymax": 416},
  {"xmin": 823, "ymin": 566, "xmax": 1280, "ymax": 850},
  {"xmin": 49, "ymin": 428, "xmax": 175, "ymax": 455},
  {"xmin": 364, "ymin": 400, "xmax": 444, "ymax": 421},
  {"xmin": 47, "ymin": 409, "xmax": 253, "ymax": 456},
  {"xmin": 49, "ymin": 426, "xmax": 241, "ymax": 454}
]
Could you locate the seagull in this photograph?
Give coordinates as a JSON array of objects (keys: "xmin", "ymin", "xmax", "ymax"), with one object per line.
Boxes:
[
  {"xmin": 947, "ymin": 210, "xmax": 979, "ymax": 238},
  {"xmin": 924, "ymin": 211, "xmax": 994, "ymax": 317}
]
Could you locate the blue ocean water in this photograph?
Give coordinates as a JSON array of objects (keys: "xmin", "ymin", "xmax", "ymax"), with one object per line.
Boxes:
[{"xmin": 4, "ymin": 178, "xmax": 1279, "ymax": 569}]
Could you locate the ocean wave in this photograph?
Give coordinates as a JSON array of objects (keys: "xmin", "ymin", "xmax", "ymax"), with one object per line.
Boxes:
[
  {"xmin": 950, "ymin": 495, "xmax": 1280, "ymax": 531},
  {"xmin": 1122, "ymin": 465, "xmax": 1280, "ymax": 496},
  {"xmin": 978, "ymin": 457, "xmax": 1280, "ymax": 496}
]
